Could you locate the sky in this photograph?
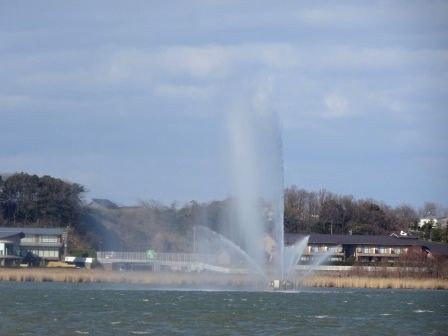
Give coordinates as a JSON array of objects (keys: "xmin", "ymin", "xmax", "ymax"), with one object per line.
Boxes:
[{"xmin": 0, "ymin": 1, "xmax": 447, "ymax": 208}]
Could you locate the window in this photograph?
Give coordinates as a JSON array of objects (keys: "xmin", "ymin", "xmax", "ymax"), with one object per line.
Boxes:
[
  {"xmin": 329, "ymin": 246, "xmax": 343, "ymax": 253},
  {"xmin": 49, "ymin": 250, "xmax": 58, "ymax": 257},
  {"xmin": 5, "ymin": 244, "xmax": 14, "ymax": 255},
  {"xmin": 362, "ymin": 247, "xmax": 370, "ymax": 254},
  {"xmin": 41, "ymin": 236, "xmax": 58, "ymax": 243},
  {"xmin": 21, "ymin": 236, "xmax": 34, "ymax": 243},
  {"xmin": 37, "ymin": 250, "xmax": 59, "ymax": 258}
]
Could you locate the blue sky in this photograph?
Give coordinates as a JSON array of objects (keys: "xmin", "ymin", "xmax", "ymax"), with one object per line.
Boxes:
[{"xmin": 0, "ymin": 1, "xmax": 447, "ymax": 207}]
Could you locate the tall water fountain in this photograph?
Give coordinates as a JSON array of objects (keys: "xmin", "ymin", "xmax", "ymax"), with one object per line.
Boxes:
[
  {"xmin": 225, "ymin": 91, "xmax": 286, "ymax": 280},
  {"xmin": 195, "ymin": 89, "xmax": 320, "ymax": 288}
]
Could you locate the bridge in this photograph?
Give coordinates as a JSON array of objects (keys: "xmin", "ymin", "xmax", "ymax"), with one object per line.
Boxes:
[
  {"xmin": 96, "ymin": 251, "xmax": 370, "ymax": 274},
  {"xmin": 96, "ymin": 251, "xmax": 246, "ymax": 273}
]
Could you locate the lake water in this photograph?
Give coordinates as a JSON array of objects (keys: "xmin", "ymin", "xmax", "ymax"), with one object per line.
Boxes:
[{"xmin": 0, "ymin": 282, "xmax": 447, "ymax": 335}]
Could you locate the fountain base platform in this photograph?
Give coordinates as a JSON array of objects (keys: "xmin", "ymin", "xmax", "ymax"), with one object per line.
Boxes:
[{"xmin": 270, "ymin": 279, "xmax": 294, "ymax": 290}]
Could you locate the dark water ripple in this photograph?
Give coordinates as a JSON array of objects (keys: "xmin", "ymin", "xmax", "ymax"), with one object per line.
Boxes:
[{"xmin": 0, "ymin": 282, "xmax": 447, "ymax": 335}]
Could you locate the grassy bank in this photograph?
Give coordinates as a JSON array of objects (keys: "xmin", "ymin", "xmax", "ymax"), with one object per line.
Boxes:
[
  {"xmin": 0, "ymin": 268, "xmax": 447, "ymax": 289},
  {"xmin": 301, "ymin": 275, "xmax": 448, "ymax": 290},
  {"xmin": 0, "ymin": 268, "xmax": 256, "ymax": 288}
]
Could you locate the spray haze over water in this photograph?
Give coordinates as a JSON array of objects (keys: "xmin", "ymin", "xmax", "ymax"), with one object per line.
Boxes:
[
  {"xmin": 225, "ymin": 86, "xmax": 285, "ymax": 279},
  {"xmin": 194, "ymin": 84, "xmax": 322, "ymax": 286}
]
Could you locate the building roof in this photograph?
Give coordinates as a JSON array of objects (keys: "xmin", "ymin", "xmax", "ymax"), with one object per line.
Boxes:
[
  {"xmin": 0, "ymin": 231, "xmax": 25, "ymax": 240},
  {"xmin": 285, "ymin": 233, "xmax": 420, "ymax": 246},
  {"xmin": 89, "ymin": 198, "xmax": 119, "ymax": 209},
  {"xmin": 423, "ymin": 242, "xmax": 448, "ymax": 256},
  {"xmin": 0, "ymin": 227, "xmax": 65, "ymax": 235}
]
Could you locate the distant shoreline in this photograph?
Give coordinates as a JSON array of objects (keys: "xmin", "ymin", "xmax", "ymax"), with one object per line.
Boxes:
[{"xmin": 0, "ymin": 268, "xmax": 447, "ymax": 290}]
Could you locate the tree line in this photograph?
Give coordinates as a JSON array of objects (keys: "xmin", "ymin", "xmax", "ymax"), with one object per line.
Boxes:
[
  {"xmin": 0, "ymin": 173, "xmax": 84, "ymax": 228},
  {"xmin": 284, "ymin": 186, "xmax": 417, "ymax": 235},
  {"xmin": 284, "ymin": 186, "xmax": 447, "ymax": 241}
]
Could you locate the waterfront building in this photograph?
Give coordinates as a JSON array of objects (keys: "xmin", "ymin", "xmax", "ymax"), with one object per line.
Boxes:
[
  {"xmin": 97, "ymin": 233, "xmax": 448, "ymax": 271},
  {"xmin": 0, "ymin": 231, "xmax": 24, "ymax": 266},
  {"xmin": 0, "ymin": 227, "xmax": 67, "ymax": 264},
  {"xmin": 285, "ymin": 232, "xmax": 448, "ymax": 264}
]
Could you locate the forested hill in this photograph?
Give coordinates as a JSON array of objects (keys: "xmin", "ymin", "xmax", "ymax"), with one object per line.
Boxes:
[
  {"xmin": 284, "ymin": 186, "xmax": 420, "ymax": 235},
  {"xmin": 0, "ymin": 173, "xmax": 446, "ymax": 255},
  {"xmin": 0, "ymin": 173, "xmax": 84, "ymax": 228},
  {"xmin": 0, "ymin": 173, "xmax": 90, "ymax": 254}
]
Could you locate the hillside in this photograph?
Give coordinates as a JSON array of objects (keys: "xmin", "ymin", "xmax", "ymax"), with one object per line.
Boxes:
[{"xmin": 1, "ymin": 173, "xmax": 446, "ymax": 256}]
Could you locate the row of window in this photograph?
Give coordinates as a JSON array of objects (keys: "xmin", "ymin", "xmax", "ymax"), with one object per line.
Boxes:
[
  {"xmin": 356, "ymin": 247, "xmax": 406, "ymax": 255},
  {"xmin": 300, "ymin": 255, "xmax": 344, "ymax": 262},
  {"xmin": 306, "ymin": 245, "xmax": 407, "ymax": 255},
  {"xmin": 21, "ymin": 249, "xmax": 59, "ymax": 258},
  {"xmin": 308, "ymin": 245, "xmax": 343, "ymax": 253},
  {"xmin": 21, "ymin": 235, "xmax": 60, "ymax": 243}
]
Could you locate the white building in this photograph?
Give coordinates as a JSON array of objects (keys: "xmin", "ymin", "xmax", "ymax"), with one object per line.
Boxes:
[
  {"xmin": 436, "ymin": 217, "xmax": 448, "ymax": 229},
  {"xmin": 0, "ymin": 227, "xmax": 67, "ymax": 263},
  {"xmin": 418, "ymin": 217, "xmax": 438, "ymax": 228},
  {"xmin": 0, "ymin": 231, "xmax": 24, "ymax": 266}
]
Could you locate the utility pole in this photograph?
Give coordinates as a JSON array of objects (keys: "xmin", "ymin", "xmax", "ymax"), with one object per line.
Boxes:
[
  {"xmin": 63, "ymin": 226, "xmax": 70, "ymax": 258},
  {"xmin": 193, "ymin": 226, "xmax": 196, "ymax": 253}
]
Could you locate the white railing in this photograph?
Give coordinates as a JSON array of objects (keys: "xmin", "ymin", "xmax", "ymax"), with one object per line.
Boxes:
[{"xmin": 96, "ymin": 251, "xmax": 215, "ymax": 264}]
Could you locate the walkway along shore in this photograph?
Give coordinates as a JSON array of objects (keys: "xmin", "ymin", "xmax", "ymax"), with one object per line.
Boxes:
[{"xmin": 0, "ymin": 268, "xmax": 447, "ymax": 290}]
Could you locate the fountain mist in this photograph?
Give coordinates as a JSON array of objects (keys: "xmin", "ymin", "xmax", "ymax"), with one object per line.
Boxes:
[
  {"xmin": 283, "ymin": 236, "xmax": 310, "ymax": 281},
  {"xmin": 192, "ymin": 86, "xmax": 330, "ymax": 288},
  {"xmin": 195, "ymin": 226, "xmax": 268, "ymax": 282},
  {"xmin": 225, "ymin": 89, "xmax": 285, "ymax": 279}
]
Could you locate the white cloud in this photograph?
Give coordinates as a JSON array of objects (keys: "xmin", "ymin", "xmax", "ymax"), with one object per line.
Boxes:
[
  {"xmin": 104, "ymin": 44, "xmax": 299, "ymax": 83},
  {"xmin": 322, "ymin": 48, "xmax": 448, "ymax": 72},
  {"xmin": 294, "ymin": 2, "xmax": 448, "ymax": 32},
  {"xmin": 153, "ymin": 83, "xmax": 213, "ymax": 100},
  {"xmin": 323, "ymin": 93, "xmax": 350, "ymax": 118}
]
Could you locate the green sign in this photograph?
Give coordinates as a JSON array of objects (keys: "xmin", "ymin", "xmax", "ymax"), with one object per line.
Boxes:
[{"xmin": 146, "ymin": 250, "xmax": 157, "ymax": 259}]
